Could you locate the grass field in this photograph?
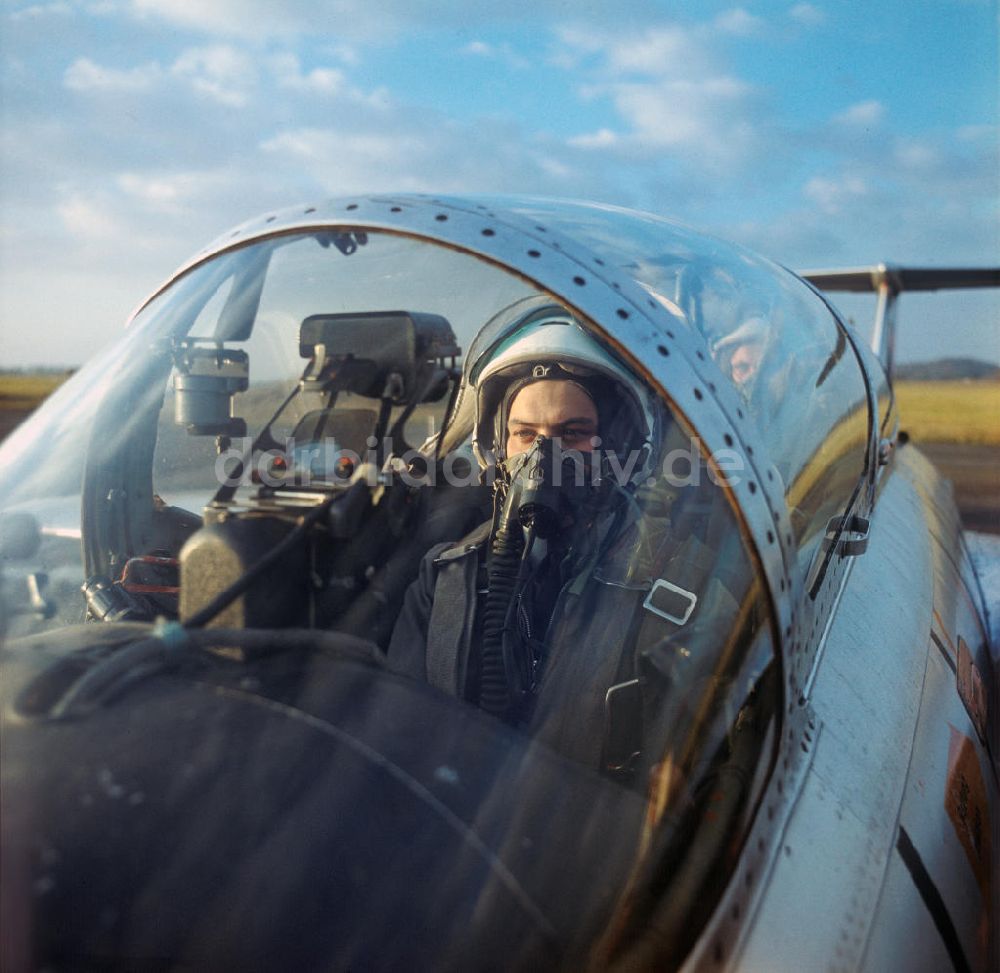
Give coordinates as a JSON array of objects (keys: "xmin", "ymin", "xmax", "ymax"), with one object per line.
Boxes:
[
  {"xmin": 893, "ymin": 379, "xmax": 999, "ymax": 534},
  {"xmin": 3, "ymin": 373, "xmax": 994, "ymax": 440},
  {"xmin": 894, "ymin": 379, "xmax": 1000, "ymax": 445},
  {"xmin": 0, "ymin": 372, "xmax": 68, "ymax": 410},
  {"xmin": 0, "ymin": 372, "xmax": 71, "ymax": 441}
]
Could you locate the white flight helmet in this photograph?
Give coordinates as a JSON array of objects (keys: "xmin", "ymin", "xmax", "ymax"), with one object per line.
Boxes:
[{"xmin": 468, "ymin": 301, "xmax": 657, "ymax": 482}]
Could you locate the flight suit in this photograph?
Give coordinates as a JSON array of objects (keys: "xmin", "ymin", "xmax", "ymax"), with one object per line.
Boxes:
[{"xmin": 388, "ymin": 495, "xmax": 746, "ymax": 773}]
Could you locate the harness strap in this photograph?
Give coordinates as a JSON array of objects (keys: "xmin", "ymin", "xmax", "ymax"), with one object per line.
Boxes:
[{"xmin": 426, "ymin": 549, "xmax": 479, "ymax": 695}]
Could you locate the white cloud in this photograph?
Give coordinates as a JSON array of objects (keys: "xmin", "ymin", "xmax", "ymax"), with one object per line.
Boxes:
[
  {"xmin": 892, "ymin": 138, "xmax": 944, "ymax": 173},
  {"xmin": 266, "ymin": 54, "xmax": 390, "ymax": 108},
  {"xmin": 714, "ymin": 8, "xmax": 765, "ymax": 36},
  {"xmin": 57, "ymin": 192, "xmax": 126, "ymax": 240},
  {"xmin": 804, "ymin": 174, "xmax": 870, "ymax": 214},
  {"xmin": 269, "ymin": 53, "xmax": 346, "ymax": 95},
  {"xmin": 548, "ymin": 26, "xmax": 601, "ymax": 70},
  {"xmin": 9, "ymin": 2, "xmax": 73, "ymax": 21},
  {"xmin": 568, "ymin": 128, "xmax": 620, "ymax": 149},
  {"xmin": 956, "ymin": 123, "xmax": 997, "ymax": 143},
  {"xmin": 553, "ymin": 23, "xmax": 714, "ymax": 79},
  {"xmin": 577, "ymin": 75, "xmax": 764, "ymax": 174},
  {"xmin": 63, "ymin": 46, "xmax": 276, "ymax": 111},
  {"xmin": 115, "ymin": 170, "xmax": 235, "ymax": 214},
  {"xmin": 550, "ymin": 21, "xmax": 764, "ymax": 173},
  {"xmin": 789, "ymin": 3, "xmax": 826, "ymax": 27},
  {"xmin": 256, "ymin": 117, "xmax": 593, "ymax": 199},
  {"xmin": 259, "ymin": 129, "xmax": 439, "ymax": 193},
  {"xmin": 460, "ymin": 39, "xmax": 529, "ymax": 69},
  {"xmin": 833, "ymin": 100, "xmax": 886, "ymax": 127},
  {"xmin": 536, "ymin": 155, "xmax": 573, "ymax": 179},
  {"xmin": 64, "ymin": 57, "xmax": 162, "ymax": 92},
  {"xmin": 124, "ymin": 0, "xmax": 666, "ymax": 41},
  {"xmin": 118, "ymin": 172, "xmax": 185, "ymax": 208},
  {"xmin": 608, "ymin": 26, "xmax": 716, "ymax": 78},
  {"xmin": 611, "ymin": 76, "xmax": 754, "ymax": 146},
  {"xmin": 327, "ymin": 44, "xmax": 361, "ymax": 67},
  {"xmin": 129, "ymin": 0, "xmax": 431, "ymax": 41},
  {"xmin": 129, "ymin": 0, "xmax": 290, "ymax": 38},
  {"xmin": 463, "ymin": 41, "xmax": 493, "ymax": 57},
  {"xmin": 259, "ymin": 129, "xmax": 343, "ymax": 162},
  {"xmin": 170, "ymin": 45, "xmax": 256, "ymax": 107}
]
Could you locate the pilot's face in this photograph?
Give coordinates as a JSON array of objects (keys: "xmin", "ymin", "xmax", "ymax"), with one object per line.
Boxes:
[
  {"xmin": 730, "ymin": 342, "xmax": 763, "ymax": 387},
  {"xmin": 506, "ymin": 380, "xmax": 599, "ymax": 457}
]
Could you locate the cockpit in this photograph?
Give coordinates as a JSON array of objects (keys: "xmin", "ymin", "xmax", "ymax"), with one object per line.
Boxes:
[{"xmin": 0, "ymin": 197, "xmax": 879, "ymax": 969}]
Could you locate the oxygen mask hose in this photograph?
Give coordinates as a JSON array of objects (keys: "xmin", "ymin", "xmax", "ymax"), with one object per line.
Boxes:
[
  {"xmin": 479, "ymin": 475, "xmax": 526, "ymax": 718},
  {"xmin": 479, "ymin": 438, "xmax": 565, "ymax": 719}
]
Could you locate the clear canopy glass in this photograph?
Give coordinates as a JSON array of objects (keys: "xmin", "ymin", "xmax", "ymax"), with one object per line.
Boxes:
[
  {"xmin": 489, "ymin": 197, "xmax": 871, "ymax": 584},
  {"xmin": 0, "ymin": 221, "xmax": 794, "ymax": 968}
]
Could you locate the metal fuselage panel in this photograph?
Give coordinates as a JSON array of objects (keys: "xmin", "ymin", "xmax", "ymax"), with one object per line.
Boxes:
[
  {"xmin": 732, "ymin": 444, "xmax": 996, "ymax": 973},
  {"xmin": 874, "ymin": 447, "xmax": 996, "ymax": 973}
]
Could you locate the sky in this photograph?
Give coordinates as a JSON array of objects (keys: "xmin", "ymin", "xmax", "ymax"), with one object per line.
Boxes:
[{"xmin": 1, "ymin": 0, "xmax": 997, "ymax": 367}]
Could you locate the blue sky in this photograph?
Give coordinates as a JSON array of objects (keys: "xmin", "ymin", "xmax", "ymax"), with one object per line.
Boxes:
[{"xmin": 1, "ymin": 0, "xmax": 997, "ymax": 366}]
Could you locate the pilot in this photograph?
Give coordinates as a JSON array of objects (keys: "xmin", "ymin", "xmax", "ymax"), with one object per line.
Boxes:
[
  {"xmin": 713, "ymin": 316, "xmax": 768, "ymax": 397},
  {"xmin": 388, "ymin": 301, "xmax": 656, "ymax": 739}
]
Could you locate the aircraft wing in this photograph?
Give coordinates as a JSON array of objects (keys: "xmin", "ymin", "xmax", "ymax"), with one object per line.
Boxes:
[
  {"xmin": 801, "ymin": 265, "xmax": 1000, "ymax": 293},
  {"xmin": 799, "ymin": 263, "xmax": 1000, "ymax": 377}
]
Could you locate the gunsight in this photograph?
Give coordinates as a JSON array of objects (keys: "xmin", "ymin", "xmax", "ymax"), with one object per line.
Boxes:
[{"xmin": 299, "ymin": 310, "xmax": 460, "ymax": 405}]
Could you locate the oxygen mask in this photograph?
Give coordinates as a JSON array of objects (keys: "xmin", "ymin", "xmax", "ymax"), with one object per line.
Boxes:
[{"xmin": 499, "ymin": 436, "xmax": 599, "ymax": 539}]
